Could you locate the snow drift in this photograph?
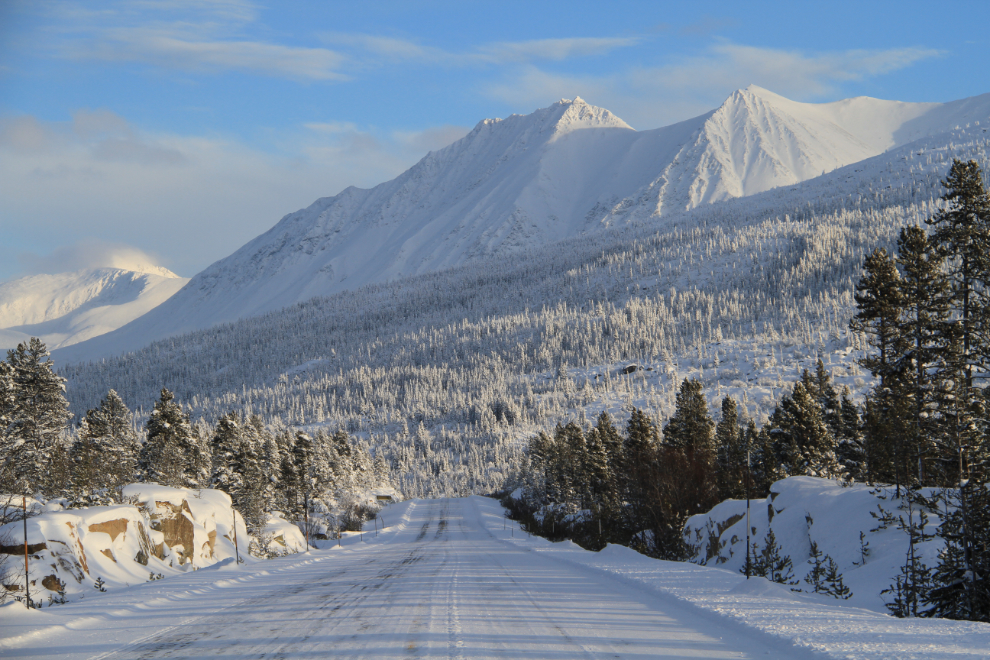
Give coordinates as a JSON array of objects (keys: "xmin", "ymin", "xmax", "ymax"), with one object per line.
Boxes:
[{"xmin": 683, "ymin": 476, "xmax": 944, "ymax": 613}]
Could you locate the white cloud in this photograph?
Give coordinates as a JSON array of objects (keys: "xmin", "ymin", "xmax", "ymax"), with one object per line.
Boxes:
[
  {"xmin": 72, "ymin": 28, "xmax": 348, "ymax": 80},
  {"xmin": 483, "ymin": 42, "xmax": 943, "ymax": 129},
  {"xmin": 0, "ymin": 111, "xmax": 469, "ymax": 280},
  {"xmin": 17, "ymin": 240, "xmax": 166, "ymax": 276},
  {"xmin": 476, "ymin": 37, "xmax": 641, "ymax": 64},
  {"xmin": 643, "ymin": 43, "xmax": 943, "ymax": 99}
]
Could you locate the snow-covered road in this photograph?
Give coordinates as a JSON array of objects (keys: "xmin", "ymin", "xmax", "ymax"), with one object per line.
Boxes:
[{"xmin": 3, "ymin": 497, "xmax": 818, "ymax": 660}]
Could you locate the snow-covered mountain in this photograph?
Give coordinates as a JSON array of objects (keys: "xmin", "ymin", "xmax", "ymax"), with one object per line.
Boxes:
[
  {"xmin": 57, "ymin": 86, "xmax": 990, "ymax": 359},
  {"xmin": 0, "ymin": 266, "xmax": 188, "ymax": 351}
]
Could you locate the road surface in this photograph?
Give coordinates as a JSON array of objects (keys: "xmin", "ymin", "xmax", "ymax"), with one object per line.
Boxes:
[{"xmin": 5, "ymin": 497, "xmax": 815, "ymax": 659}]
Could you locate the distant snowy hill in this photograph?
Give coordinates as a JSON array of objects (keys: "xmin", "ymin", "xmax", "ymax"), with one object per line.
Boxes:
[
  {"xmin": 58, "ymin": 87, "xmax": 990, "ymax": 360},
  {"xmin": 0, "ymin": 266, "xmax": 188, "ymax": 350}
]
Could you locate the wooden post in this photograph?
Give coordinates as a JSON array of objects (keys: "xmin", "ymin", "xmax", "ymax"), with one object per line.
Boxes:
[
  {"xmin": 745, "ymin": 448, "xmax": 752, "ymax": 580},
  {"xmin": 232, "ymin": 507, "xmax": 241, "ymax": 564},
  {"xmin": 304, "ymin": 492, "xmax": 310, "ymax": 552},
  {"xmin": 22, "ymin": 496, "xmax": 30, "ymax": 609}
]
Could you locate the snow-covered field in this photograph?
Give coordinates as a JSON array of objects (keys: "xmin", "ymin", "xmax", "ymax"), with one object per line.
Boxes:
[{"xmin": 3, "ymin": 497, "xmax": 986, "ymax": 659}]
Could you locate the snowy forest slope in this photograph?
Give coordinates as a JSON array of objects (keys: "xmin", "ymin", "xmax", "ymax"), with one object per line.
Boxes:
[
  {"xmin": 56, "ymin": 115, "xmax": 990, "ymax": 497},
  {"xmin": 56, "ymin": 88, "xmax": 990, "ymax": 359}
]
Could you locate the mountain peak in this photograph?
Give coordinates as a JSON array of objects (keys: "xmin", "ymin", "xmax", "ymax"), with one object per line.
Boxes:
[{"xmin": 551, "ymin": 96, "xmax": 632, "ymax": 134}]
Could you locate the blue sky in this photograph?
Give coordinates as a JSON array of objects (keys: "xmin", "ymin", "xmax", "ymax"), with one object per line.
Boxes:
[{"xmin": 2, "ymin": 0, "xmax": 989, "ymax": 280}]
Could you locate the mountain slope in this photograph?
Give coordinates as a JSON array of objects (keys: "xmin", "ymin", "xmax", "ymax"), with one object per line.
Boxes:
[
  {"xmin": 0, "ymin": 266, "xmax": 189, "ymax": 350},
  {"xmin": 59, "ymin": 87, "xmax": 990, "ymax": 360}
]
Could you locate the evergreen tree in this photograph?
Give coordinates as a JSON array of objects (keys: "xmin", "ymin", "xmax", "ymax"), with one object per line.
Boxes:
[
  {"xmin": 767, "ymin": 382, "xmax": 840, "ymax": 478},
  {"xmin": 209, "ymin": 412, "xmax": 243, "ymax": 492},
  {"xmin": 625, "ymin": 407, "xmax": 660, "ymax": 455},
  {"xmin": 72, "ymin": 389, "xmax": 140, "ymax": 498},
  {"xmin": 139, "ymin": 388, "xmax": 195, "ymax": 487},
  {"xmin": 715, "ymin": 396, "xmax": 747, "ymax": 500},
  {"xmin": 809, "ymin": 360, "xmax": 842, "ymax": 439},
  {"xmin": 0, "ymin": 361, "xmax": 18, "ymax": 489},
  {"xmin": 3, "ymin": 338, "xmax": 72, "ymax": 495},
  {"xmin": 926, "ymin": 159, "xmax": 990, "ymax": 481},
  {"xmin": 851, "ymin": 248, "xmax": 906, "ymax": 388},
  {"xmin": 836, "ymin": 387, "xmax": 866, "ymax": 481},
  {"xmin": 926, "ymin": 477, "xmax": 990, "ymax": 621},
  {"xmin": 663, "ymin": 379, "xmax": 715, "ymax": 459},
  {"xmin": 895, "ymin": 225, "xmax": 954, "ymax": 485}
]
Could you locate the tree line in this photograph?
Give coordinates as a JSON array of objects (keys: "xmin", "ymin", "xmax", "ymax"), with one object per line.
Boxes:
[{"xmin": 0, "ymin": 338, "xmax": 390, "ymax": 539}]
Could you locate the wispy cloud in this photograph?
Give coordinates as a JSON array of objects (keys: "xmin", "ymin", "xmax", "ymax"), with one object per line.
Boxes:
[
  {"xmin": 47, "ymin": 0, "xmax": 347, "ymax": 80},
  {"xmin": 17, "ymin": 240, "xmax": 167, "ymax": 276},
  {"xmin": 1, "ymin": 109, "xmax": 469, "ymax": 279},
  {"xmin": 77, "ymin": 28, "xmax": 348, "ymax": 80},
  {"xmin": 317, "ymin": 33, "xmax": 642, "ymax": 69},
  {"xmin": 483, "ymin": 42, "xmax": 944, "ymax": 129},
  {"xmin": 643, "ymin": 43, "xmax": 943, "ymax": 98},
  {"xmin": 476, "ymin": 37, "xmax": 641, "ymax": 64}
]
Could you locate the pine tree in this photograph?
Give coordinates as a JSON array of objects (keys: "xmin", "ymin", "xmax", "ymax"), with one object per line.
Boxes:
[
  {"xmin": 767, "ymin": 382, "xmax": 839, "ymax": 478},
  {"xmin": 836, "ymin": 387, "xmax": 866, "ymax": 481},
  {"xmin": 895, "ymin": 225, "xmax": 954, "ymax": 485},
  {"xmin": 926, "ymin": 159, "xmax": 990, "ymax": 482},
  {"xmin": 926, "ymin": 477, "xmax": 990, "ymax": 621},
  {"xmin": 3, "ymin": 338, "xmax": 72, "ymax": 495},
  {"xmin": 663, "ymin": 379, "xmax": 715, "ymax": 460},
  {"xmin": 139, "ymin": 388, "xmax": 195, "ymax": 487},
  {"xmin": 72, "ymin": 389, "xmax": 140, "ymax": 499},
  {"xmin": 715, "ymin": 396, "xmax": 747, "ymax": 500}
]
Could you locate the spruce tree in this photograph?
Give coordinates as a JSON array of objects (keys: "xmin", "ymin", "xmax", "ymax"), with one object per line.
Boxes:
[
  {"xmin": 139, "ymin": 388, "xmax": 195, "ymax": 487},
  {"xmin": 0, "ymin": 361, "xmax": 17, "ymax": 489},
  {"xmin": 715, "ymin": 396, "xmax": 747, "ymax": 500},
  {"xmin": 72, "ymin": 389, "xmax": 140, "ymax": 499},
  {"xmin": 209, "ymin": 412, "xmax": 242, "ymax": 492},
  {"xmin": 926, "ymin": 159, "xmax": 990, "ymax": 482},
  {"xmin": 3, "ymin": 338, "xmax": 72, "ymax": 495},
  {"xmin": 927, "ymin": 477, "xmax": 990, "ymax": 621},
  {"xmin": 895, "ymin": 225, "xmax": 953, "ymax": 485},
  {"xmin": 836, "ymin": 387, "xmax": 866, "ymax": 481},
  {"xmin": 767, "ymin": 382, "xmax": 839, "ymax": 478},
  {"xmin": 663, "ymin": 379, "xmax": 715, "ymax": 459}
]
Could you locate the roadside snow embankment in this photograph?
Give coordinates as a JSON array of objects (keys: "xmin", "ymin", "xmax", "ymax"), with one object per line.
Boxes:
[
  {"xmin": 476, "ymin": 489, "xmax": 989, "ymax": 660},
  {"xmin": 683, "ymin": 476, "xmax": 943, "ymax": 613}
]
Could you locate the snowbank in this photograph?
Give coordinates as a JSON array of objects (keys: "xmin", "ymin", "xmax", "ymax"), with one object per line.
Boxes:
[
  {"xmin": 683, "ymin": 476, "xmax": 944, "ymax": 612},
  {"xmin": 475, "ymin": 495, "xmax": 990, "ymax": 660}
]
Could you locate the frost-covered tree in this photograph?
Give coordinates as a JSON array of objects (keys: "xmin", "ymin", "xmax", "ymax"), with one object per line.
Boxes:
[
  {"xmin": 3, "ymin": 338, "xmax": 72, "ymax": 495},
  {"xmin": 72, "ymin": 389, "xmax": 140, "ymax": 498},
  {"xmin": 139, "ymin": 388, "xmax": 195, "ymax": 487},
  {"xmin": 836, "ymin": 387, "xmax": 866, "ymax": 481}
]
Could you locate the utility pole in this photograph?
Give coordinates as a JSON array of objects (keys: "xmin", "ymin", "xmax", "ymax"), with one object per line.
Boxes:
[
  {"xmin": 304, "ymin": 492, "xmax": 310, "ymax": 552},
  {"xmin": 231, "ymin": 506, "xmax": 241, "ymax": 564},
  {"xmin": 22, "ymin": 496, "xmax": 30, "ymax": 609},
  {"xmin": 745, "ymin": 448, "xmax": 752, "ymax": 580}
]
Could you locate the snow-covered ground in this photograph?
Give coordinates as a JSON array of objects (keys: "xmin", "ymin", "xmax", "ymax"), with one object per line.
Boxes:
[
  {"xmin": 0, "ymin": 266, "xmax": 187, "ymax": 350},
  {"xmin": 2, "ymin": 497, "xmax": 986, "ymax": 659}
]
